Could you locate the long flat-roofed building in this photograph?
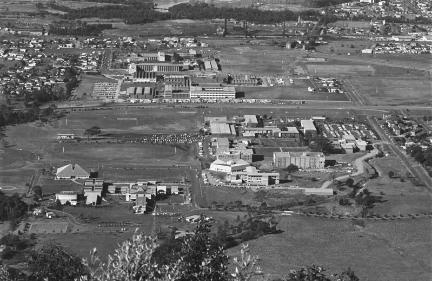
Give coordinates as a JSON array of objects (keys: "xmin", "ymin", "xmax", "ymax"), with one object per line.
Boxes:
[
  {"xmin": 135, "ymin": 62, "xmax": 182, "ymax": 73},
  {"xmin": 190, "ymin": 86, "xmax": 236, "ymax": 100},
  {"xmin": 273, "ymin": 151, "xmax": 325, "ymax": 169},
  {"xmin": 300, "ymin": 119, "xmax": 317, "ymax": 136}
]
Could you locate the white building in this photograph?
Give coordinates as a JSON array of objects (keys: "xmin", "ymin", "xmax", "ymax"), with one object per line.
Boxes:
[
  {"xmin": 190, "ymin": 86, "xmax": 236, "ymax": 100},
  {"xmin": 209, "ymin": 159, "xmax": 250, "ymax": 174},
  {"xmin": 300, "ymin": 120, "xmax": 317, "ymax": 136},
  {"xmin": 55, "ymin": 191, "xmax": 78, "ymax": 205}
]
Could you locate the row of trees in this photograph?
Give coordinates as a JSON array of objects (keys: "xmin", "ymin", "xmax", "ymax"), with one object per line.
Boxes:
[
  {"xmin": 0, "ymin": 219, "xmax": 360, "ymax": 281},
  {"xmin": 0, "ymin": 104, "xmax": 58, "ymax": 128}
]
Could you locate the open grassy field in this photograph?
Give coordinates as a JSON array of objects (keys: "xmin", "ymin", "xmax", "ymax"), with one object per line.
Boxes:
[
  {"xmin": 242, "ymin": 86, "xmax": 348, "ymax": 101},
  {"xmin": 231, "ymin": 216, "xmax": 432, "ymax": 281},
  {"xmin": 305, "ymin": 64, "xmax": 375, "ymax": 76},
  {"xmin": 63, "ymin": 107, "xmax": 201, "ymax": 133},
  {"xmin": 366, "ymin": 156, "xmax": 432, "ymax": 215},
  {"xmin": 217, "ymin": 45, "xmax": 302, "ymax": 75},
  {"xmin": 103, "ymin": 19, "xmax": 218, "ymax": 37},
  {"xmin": 348, "ymin": 77, "xmax": 432, "ymax": 106}
]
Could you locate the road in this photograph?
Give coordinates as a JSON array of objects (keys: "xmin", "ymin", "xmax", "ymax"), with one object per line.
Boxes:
[
  {"xmin": 321, "ymin": 146, "xmax": 380, "ymax": 189},
  {"xmin": 37, "ymin": 101, "xmax": 432, "ymax": 113},
  {"xmin": 367, "ymin": 116, "xmax": 432, "ymax": 190}
]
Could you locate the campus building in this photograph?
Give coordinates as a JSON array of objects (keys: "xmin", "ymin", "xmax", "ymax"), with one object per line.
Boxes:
[
  {"xmin": 56, "ymin": 164, "xmax": 90, "ymax": 180},
  {"xmin": 135, "ymin": 62, "xmax": 182, "ymax": 73},
  {"xmin": 273, "ymin": 151, "xmax": 325, "ymax": 169},
  {"xmin": 189, "ymin": 86, "xmax": 236, "ymax": 100},
  {"xmin": 133, "ymin": 67, "xmax": 157, "ymax": 82},
  {"xmin": 209, "ymin": 159, "xmax": 250, "ymax": 174},
  {"xmin": 230, "ymin": 167, "xmax": 279, "ymax": 186},
  {"xmin": 163, "ymin": 74, "xmax": 191, "ymax": 91},
  {"xmin": 300, "ymin": 119, "xmax": 317, "ymax": 136}
]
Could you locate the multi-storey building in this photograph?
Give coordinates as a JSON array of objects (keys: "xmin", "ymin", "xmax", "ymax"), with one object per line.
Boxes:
[{"xmin": 273, "ymin": 151, "xmax": 325, "ymax": 169}]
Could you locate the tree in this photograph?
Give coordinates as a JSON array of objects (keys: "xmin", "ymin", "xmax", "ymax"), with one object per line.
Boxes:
[
  {"xmin": 28, "ymin": 244, "xmax": 88, "ymax": 281},
  {"xmin": 388, "ymin": 171, "xmax": 395, "ymax": 178},
  {"xmin": 345, "ymin": 178, "xmax": 354, "ymax": 187},
  {"xmin": 32, "ymin": 186, "xmax": 43, "ymax": 200},
  {"xmin": 285, "ymin": 164, "xmax": 299, "ymax": 173},
  {"xmin": 0, "ymin": 192, "xmax": 28, "ymax": 221}
]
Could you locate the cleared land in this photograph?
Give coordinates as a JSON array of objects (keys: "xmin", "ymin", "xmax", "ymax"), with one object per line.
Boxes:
[
  {"xmin": 232, "ymin": 216, "xmax": 432, "ymax": 281},
  {"xmin": 242, "ymin": 85, "xmax": 348, "ymax": 101},
  {"xmin": 349, "ymin": 77, "xmax": 432, "ymax": 106},
  {"xmin": 367, "ymin": 156, "xmax": 432, "ymax": 215}
]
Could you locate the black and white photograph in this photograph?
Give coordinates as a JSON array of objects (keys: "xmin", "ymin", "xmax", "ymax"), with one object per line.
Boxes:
[{"xmin": 0, "ymin": 0, "xmax": 431, "ymax": 280}]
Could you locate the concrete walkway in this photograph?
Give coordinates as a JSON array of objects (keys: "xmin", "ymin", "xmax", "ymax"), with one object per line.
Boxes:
[{"xmin": 321, "ymin": 147, "xmax": 380, "ymax": 190}]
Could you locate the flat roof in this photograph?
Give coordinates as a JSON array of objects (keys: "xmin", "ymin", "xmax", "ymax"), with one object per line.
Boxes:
[
  {"xmin": 301, "ymin": 120, "xmax": 316, "ymax": 131},
  {"xmin": 244, "ymin": 114, "xmax": 258, "ymax": 124},
  {"xmin": 210, "ymin": 123, "xmax": 232, "ymax": 135},
  {"xmin": 283, "ymin": 127, "xmax": 299, "ymax": 134}
]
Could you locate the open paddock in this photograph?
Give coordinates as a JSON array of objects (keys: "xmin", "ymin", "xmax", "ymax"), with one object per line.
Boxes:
[
  {"xmin": 232, "ymin": 216, "xmax": 432, "ymax": 281},
  {"xmin": 306, "ymin": 64, "xmax": 375, "ymax": 76},
  {"xmin": 348, "ymin": 77, "xmax": 432, "ymax": 106},
  {"xmin": 216, "ymin": 45, "xmax": 304, "ymax": 75},
  {"xmin": 102, "ymin": 166, "xmax": 189, "ymax": 182},
  {"xmin": 365, "ymin": 156, "xmax": 432, "ymax": 215},
  {"xmin": 63, "ymin": 107, "xmax": 201, "ymax": 133},
  {"xmin": 48, "ymin": 143, "xmax": 193, "ymax": 167},
  {"xmin": 241, "ymin": 85, "xmax": 349, "ymax": 101}
]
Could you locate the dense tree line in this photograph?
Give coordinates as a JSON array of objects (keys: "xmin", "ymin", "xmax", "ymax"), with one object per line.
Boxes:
[
  {"xmin": 168, "ymin": 3, "xmax": 320, "ymax": 24},
  {"xmin": 49, "ymin": 23, "xmax": 112, "ymax": 36},
  {"xmin": 50, "ymin": 2, "xmax": 323, "ymax": 25},
  {"xmin": 0, "ymin": 192, "xmax": 28, "ymax": 221}
]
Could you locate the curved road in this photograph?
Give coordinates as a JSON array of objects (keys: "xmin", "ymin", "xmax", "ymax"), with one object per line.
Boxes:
[{"xmin": 321, "ymin": 146, "xmax": 380, "ymax": 190}]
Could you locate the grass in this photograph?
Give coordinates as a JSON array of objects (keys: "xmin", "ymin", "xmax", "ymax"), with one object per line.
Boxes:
[
  {"xmin": 241, "ymin": 85, "xmax": 349, "ymax": 101},
  {"xmin": 305, "ymin": 64, "xmax": 374, "ymax": 76},
  {"xmin": 365, "ymin": 156, "xmax": 432, "ymax": 215},
  {"xmin": 348, "ymin": 77, "xmax": 432, "ymax": 106},
  {"xmin": 229, "ymin": 216, "xmax": 432, "ymax": 281}
]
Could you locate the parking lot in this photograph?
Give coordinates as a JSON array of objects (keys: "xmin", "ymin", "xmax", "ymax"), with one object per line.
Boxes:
[{"xmin": 318, "ymin": 121, "xmax": 378, "ymax": 141}]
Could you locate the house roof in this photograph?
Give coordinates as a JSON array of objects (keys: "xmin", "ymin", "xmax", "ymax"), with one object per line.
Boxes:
[{"xmin": 56, "ymin": 164, "xmax": 90, "ymax": 178}]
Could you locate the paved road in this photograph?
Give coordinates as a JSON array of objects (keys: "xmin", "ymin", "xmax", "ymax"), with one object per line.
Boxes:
[
  {"xmin": 321, "ymin": 146, "xmax": 380, "ymax": 189},
  {"xmin": 367, "ymin": 116, "xmax": 432, "ymax": 190},
  {"xmin": 38, "ymin": 102, "xmax": 432, "ymax": 113}
]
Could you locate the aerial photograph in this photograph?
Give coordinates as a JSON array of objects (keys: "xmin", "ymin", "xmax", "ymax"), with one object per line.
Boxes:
[{"xmin": 0, "ymin": 0, "xmax": 431, "ymax": 280}]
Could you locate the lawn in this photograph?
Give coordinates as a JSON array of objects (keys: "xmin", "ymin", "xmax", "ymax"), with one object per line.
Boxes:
[{"xmin": 230, "ymin": 216, "xmax": 432, "ymax": 281}]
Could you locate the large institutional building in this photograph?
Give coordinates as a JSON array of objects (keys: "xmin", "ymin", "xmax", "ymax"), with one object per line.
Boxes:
[
  {"xmin": 189, "ymin": 86, "xmax": 236, "ymax": 100},
  {"xmin": 273, "ymin": 151, "xmax": 325, "ymax": 169}
]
